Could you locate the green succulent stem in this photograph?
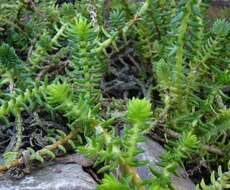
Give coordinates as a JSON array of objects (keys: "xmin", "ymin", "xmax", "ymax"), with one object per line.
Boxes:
[
  {"xmin": 30, "ymin": 23, "xmax": 67, "ymax": 70},
  {"xmin": 95, "ymin": 0, "xmax": 151, "ymax": 53},
  {"xmin": 175, "ymin": 0, "xmax": 192, "ymax": 104},
  {"xmin": 99, "ymin": 125, "xmax": 146, "ymax": 190},
  {"xmin": 0, "ymin": 84, "xmax": 47, "ymax": 116}
]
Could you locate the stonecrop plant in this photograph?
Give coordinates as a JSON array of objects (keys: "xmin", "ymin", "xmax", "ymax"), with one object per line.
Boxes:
[{"xmin": 0, "ymin": 0, "xmax": 229, "ymax": 189}]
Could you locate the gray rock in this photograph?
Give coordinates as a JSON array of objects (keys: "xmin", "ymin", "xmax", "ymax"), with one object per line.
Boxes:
[
  {"xmin": 137, "ymin": 138, "xmax": 196, "ymax": 190},
  {"xmin": 0, "ymin": 163, "xmax": 96, "ymax": 190},
  {"xmin": 0, "ymin": 139, "xmax": 195, "ymax": 190}
]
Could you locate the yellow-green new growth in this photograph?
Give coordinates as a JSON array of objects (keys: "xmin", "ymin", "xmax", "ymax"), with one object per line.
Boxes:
[
  {"xmin": 127, "ymin": 98, "xmax": 152, "ymax": 124},
  {"xmin": 46, "ymin": 82, "xmax": 71, "ymax": 106}
]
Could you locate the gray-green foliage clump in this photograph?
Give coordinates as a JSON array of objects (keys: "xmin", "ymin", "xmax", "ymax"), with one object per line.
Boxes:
[{"xmin": 0, "ymin": 0, "xmax": 229, "ymax": 189}]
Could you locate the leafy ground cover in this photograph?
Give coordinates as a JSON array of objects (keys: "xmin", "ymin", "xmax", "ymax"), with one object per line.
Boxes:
[{"xmin": 0, "ymin": 0, "xmax": 229, "ymax": 189}]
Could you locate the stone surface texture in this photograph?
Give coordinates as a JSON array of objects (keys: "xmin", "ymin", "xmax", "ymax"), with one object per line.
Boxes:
[
  {"xmin": 0, "ymin": 163, "xmax": 96, "ymax": 190},
  {"xmin": 138, "ymin": 138, "xmax": 196, "ymax": 190}
]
